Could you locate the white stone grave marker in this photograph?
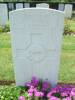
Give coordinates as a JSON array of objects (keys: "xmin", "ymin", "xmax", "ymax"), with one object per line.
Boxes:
[
  {"xmin": 16, "ymin": 3, "xmax": 23, "ymax": 9},
  {"xmin": 0, "ymin": 4, "xmax": 8, "ymax": 25},
  {"xmin": 24, "ymin": 3, "xmax": 30, "ymax": 8},
  {"xmin": 9, "ymin": 8, "xmax": 64, "ymax": 86},
  {"xmin": 8, "ymin": 3, "xmax": 14, "ymax": 10},
  {"xmin": 36, "ymin": 3, "xmax": 49, "ymax": 8},
  {"xmin": 58, "ymin": 4, "xmax": 65, "ymax": 11},
  {"xmin": 64, "ymin": 4, "xmax": 73, "ymax": 18}
]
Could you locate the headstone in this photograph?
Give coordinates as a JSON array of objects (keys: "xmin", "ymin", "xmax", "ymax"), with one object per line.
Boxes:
[
  {"xmin": 8, "ymin": 3, "xmax": 14, "ymax": 10},
  {"xmin": 9, "ymin": 8, "xmax": 64, "ymax": 86},
  {"xmin": 0, "ymin": 4, "xmax": 8, "ymax": 26},
  {"xmin": 16, "ymin": 3, "xmax": 23, "ymax": 9},
  {"xmin": 58, "ymin": 4, "xmax": 65, "ymax": 11},
  {"xmin": 24, "ymin": 3, "xmax": 30, "ymax": 8},
  {"xmin": 36, "ymin": 3, "xmax": 49, "ymax": 8},
  {"xmin": 64, "ymin": 4, "xmax": 73, "ymax": 18}
]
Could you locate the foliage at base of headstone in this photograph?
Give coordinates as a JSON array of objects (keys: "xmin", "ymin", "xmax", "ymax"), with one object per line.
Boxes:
[
  {"xmin": 0, "ymin": 22, "xmax": 10, "ymax": 33},
  {"xmin": 1, "ymin": 77, "xmax": 75, "ymax": 100},
  {"xmin": 19, "ymin": 76, "xmax": 75, "ymax": 100},
  {"xmin": 0, "ymin": 85, "xmax": 28, "ymax": 100},
  {"xmin": 64, "ymin": 19, "xmax": 73, "ymax": 35}
]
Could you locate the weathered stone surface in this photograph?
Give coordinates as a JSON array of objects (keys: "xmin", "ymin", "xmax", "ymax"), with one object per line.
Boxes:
[{"xmin": 9, "ymin": 8, "xmax": 64, "ymax": 86}]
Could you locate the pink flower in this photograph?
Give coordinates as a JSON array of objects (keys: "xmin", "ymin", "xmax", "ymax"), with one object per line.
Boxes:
[
  {"xmin": 61, "ymin": 92, "xmax": 68, "ymax": 97},
  {"xmin": 34, "ymin": 91, "xmax": 44, "ymax": 97},
  {"xmin": 28, "ymin": 92, "xmax": 33, "ymax": 97},
  {"xmin": 34, "ymin": 88, "xmax": 38, "ymax": 92},
  {"xmin": 28, "ymin": 88, "xmax": 34, "ymax": 93},
  {"xmin": 49, "ymin": 96, "xmax": 59, "ymax": 100},
  {"xmin": 70, "ymin": 88, "xmax": 75, "ymax": 96},
  {"xmin": 40, "ymin": 92, "xmax": 44, "ymax": 97},
  {"xmin": 62, "ymin": 97, "xmax": 71, "ymax": 100},
  {"xmin": 18, "ymin": 96, "xmax": 25, "ymax": 100},
  {"xmin": 30, "ymin": 85, "xmax": 34, "ymax": 89},
  {"xmin": 28, "ymin": 86, "xmax": 34, "ymax": 93},
  {"xmin": 47, "ymin": 92, "xmax": 52, "ymax": 98},
  {"xmin": 47, "ymin": 89, "xmax": 57, "ymax": 98},
  {"xmin": 51, "ymin": 88, "xmax": 57, "ymax": 92},
  {"xmin": 34, "ymin": 91, "xmax": 41, "ymax": 97}
]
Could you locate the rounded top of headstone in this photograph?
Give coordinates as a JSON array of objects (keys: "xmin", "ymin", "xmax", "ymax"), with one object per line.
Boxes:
[{"xmin": 9, "ymin": 8, "xmax": 64, "ymax": 16}]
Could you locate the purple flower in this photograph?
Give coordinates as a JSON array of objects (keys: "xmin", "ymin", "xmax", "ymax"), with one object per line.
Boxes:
[
  {"xmin": 18, "ymin": 96, "xmax": 25, "ymax": 100},
  {"xmin": 42, "ymin": 80, "xmax": 51, "ymax": 91},
  {"xmin": 31, "ymin": 76, "xmax": 39, "ymax": 87},
  {"xmin": 24, "ymin": 77, "xmax": 75, "ymax": 100},
  {"xmin": 54, "ymin": 84, "xmax": 73, "ymax": 96}
]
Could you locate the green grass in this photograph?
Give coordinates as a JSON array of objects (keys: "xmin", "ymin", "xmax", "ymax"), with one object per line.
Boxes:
[
  {"xmin": 59, "ymin": 35, "xmax": 75, "ymax": 83},
  {"xmin": 0, "ymin": 33, "xmax": 14, "ymax": 80},
  {"xmin": 70, "ymin": 20, "xmax": 75, "ymax": 32},
  {"xmin": 0, "ymin": 33, "xmax": 75, "ymax": 83}
]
